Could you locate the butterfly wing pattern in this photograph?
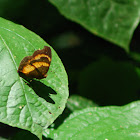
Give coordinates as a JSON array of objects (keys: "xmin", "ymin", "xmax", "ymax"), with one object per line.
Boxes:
[{"xmin": 18, "ymin": 46, "xmax": 52, "ymax": 79}]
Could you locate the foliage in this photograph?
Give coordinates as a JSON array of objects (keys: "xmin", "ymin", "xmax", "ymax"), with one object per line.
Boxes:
[
  {"xmin": 49, "ymin": 0, "xmax": 140, "ymax": 51},
  {"xmin": 0, "ymin": 18, "xmax": 68, "ymax": 139},
  {"xmin": 0, "ymin": 0, "xmax": 140, "ymax": 140},
  {"xmin": 46, "ymin": 101, "xmax": 140, "ymax": 140}
]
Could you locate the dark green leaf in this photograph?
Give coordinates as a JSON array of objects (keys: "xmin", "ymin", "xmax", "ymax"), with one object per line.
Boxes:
[
  {"xmin": 46, "ymin": 101, "xmax": 140, "ymax": 140},
  {"xmin": 0, "ymin": 17, "xmax": 69, "ymax": 139},
  {"xmin": 49, "ymin": 0, "xmax": 140, "ymax": 51},
  {"xmin": 78, "ymin": 57, "xmax": 140, "ymax": 106}
]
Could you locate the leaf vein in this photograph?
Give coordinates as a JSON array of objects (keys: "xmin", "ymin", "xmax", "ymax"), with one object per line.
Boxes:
[{"xmin": 0, "ymin": 35, "xmax": 34, "ymax": 128}]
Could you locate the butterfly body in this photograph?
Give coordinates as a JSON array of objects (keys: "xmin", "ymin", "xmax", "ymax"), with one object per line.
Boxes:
[{"xmin": 18, "ymin": 46, "xmax": 52, "ymax": 79}]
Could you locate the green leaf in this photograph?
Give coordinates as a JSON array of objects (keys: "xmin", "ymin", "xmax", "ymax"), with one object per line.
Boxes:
[
  {"xmin": 78, "ymin": 57, "xmax": 140, "ymax": 106},
  {"xmin": 0, "ymin": 17, "xmax": 69, "ymax": 139},
  {"xmin": 49, "ymin": 0, "xmax": 140, "ymax": 51},
  {"xmin": 67, "ymin": 95, "xmax": 98, "ymax": 111},
  {"xmin": 46, "ymin": 101, "xmax": 140, "ymax": 140}
]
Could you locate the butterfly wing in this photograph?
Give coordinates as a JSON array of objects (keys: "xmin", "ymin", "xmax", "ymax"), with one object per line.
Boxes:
[{"xmin": 18, "ymin": 46, "xmax": 52, "ymax": 79}]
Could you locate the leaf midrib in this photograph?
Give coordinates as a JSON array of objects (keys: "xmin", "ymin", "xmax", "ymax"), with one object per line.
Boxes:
[{"xmin": 0, "ymin": 28, "xmax": 54, "ymax": 127}]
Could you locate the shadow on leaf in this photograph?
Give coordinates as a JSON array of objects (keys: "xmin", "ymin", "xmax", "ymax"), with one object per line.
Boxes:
[{"xmin": 19, "ymin": 73, "xmax": 56, "ymax": 104}]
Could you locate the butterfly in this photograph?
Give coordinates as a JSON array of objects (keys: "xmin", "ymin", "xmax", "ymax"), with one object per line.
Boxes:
[{"xmin": 18, "ymin": 46, "xmax": 52, "ymax": 79}]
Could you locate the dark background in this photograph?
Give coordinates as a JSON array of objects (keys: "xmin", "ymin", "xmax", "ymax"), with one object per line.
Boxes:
[{"xmin": 0, "ymin": 0, "xmax": 140, "ymax": 139}]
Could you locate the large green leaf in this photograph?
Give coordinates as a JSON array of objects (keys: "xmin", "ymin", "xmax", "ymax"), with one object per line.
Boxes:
[
  {"xmin": 0, "ymin": 17, "xmax": 69, "ymax": 139},
  {"xmin": 49, "ymin": 0, "xmax": 140, "ymax": 51},
  {"xmin": 46, "ymin": 101, "xmax": 140, "ymax": 139},
  {"xmin": 78, "ymin": 57, "xmax": 140, "ymax": 106}
]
